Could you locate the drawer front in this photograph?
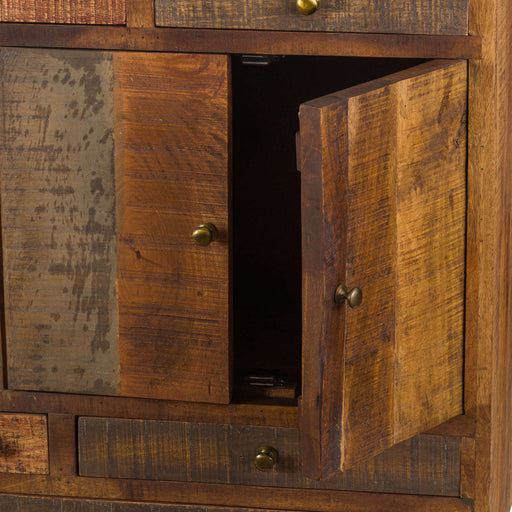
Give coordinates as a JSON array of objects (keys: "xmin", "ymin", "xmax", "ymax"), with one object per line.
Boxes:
[
  {"xmin": 78, "ymin": 417, "xmax": 461, "ymax": 496},
  {"xmin": 0, "ymin": 413, "xmax": 49, "ymax": 474},
  {"xmin": 0, "ymin": 0, "xmax": 125, "ymax": 24},
  {"xmin": 155, "ymin": 0, "xmax": 468, "ymax": 35}
]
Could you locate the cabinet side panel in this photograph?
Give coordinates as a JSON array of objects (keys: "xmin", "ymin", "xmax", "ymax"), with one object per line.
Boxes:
[
  {"xmin": 394, "ymin": 62, "xmax": 466, "ymax": 441},
  {"xmin": 1, "ymin": 0, "xmax": 126, "ymax": 24},
  {"xmin": 155, "ymin": 0, "xmax": 468, "ymax": 35},
  {"xmin": 115, "ymin": 52, "xmax": 231, "ymax": 404},
  {"xmin": 0, "ymin": 48, "xmax": 120, "ymax": 395}
]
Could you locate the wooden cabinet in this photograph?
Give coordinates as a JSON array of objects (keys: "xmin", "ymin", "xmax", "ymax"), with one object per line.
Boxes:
[{"xmin": 0, "ymin": 1, "xmax": 510, "ymax": 512}]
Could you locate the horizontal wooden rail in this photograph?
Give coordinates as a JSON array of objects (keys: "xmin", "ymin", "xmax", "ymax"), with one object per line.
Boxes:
[{"xmin": 0, "ymin": 24, "xmax": 481, "ymax": 59}]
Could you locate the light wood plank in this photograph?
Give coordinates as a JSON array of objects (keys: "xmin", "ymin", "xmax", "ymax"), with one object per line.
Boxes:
[{"xmin": 1, "ymin": 0, "xmax": 125, "ymax": 24}]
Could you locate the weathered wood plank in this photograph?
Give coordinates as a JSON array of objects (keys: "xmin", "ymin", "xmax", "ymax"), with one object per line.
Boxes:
[
  {"xmin": 0, "ymin": 493, "xmax": 473, "ymax": 512},
  {"xmin": 0, "ymin": 0, "xmax": 126, "ymax": 24},
  {"xmin": 0, "ymin": 48, "xmax": 119, "ymax": 395},
  {"xmin": 0, "ymin": 413, "xmax": 48, "ymax": 474},
  {"xmin": 155, "ymin": 0, "xmax": 468, "ymax": 35},
  {"xmin": 0, "ymin": 25, "xmax": 482, "ymax": 59},
  {"xmin": 114, "ymin": 52, "xmax": 231, "ymax": 403},
  {"xmin": 78, "ymin": 417, "xmax": 461, "ymax": 496},
  {"xmin": 300, "ymin": 60, "xmax": 466, "ymax": 478}
]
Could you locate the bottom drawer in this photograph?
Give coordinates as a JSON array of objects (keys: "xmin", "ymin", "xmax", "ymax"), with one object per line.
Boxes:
[{"xmin": 78, "ymin": 417, "xmax": 460, "ymax": 495}]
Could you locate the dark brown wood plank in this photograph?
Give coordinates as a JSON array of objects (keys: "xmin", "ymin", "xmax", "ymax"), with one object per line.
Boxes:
[
  {"xmin": 0, "ymin": 478, "xmax": 473, "ymax": 512},
  {"xmin": 48, "ymin": 414, "xmax": 77, "ymax": 476},
  {"xmin": 0, "ymin": 0, "xmax": 126, "ymax": 24},
  {"xmin": 114, "ymin": 52, "xmax": 231, "ymax": 404},
  {"xmin": 0, "ymin": 413, "xmax": 48, "ymax": 474},
  {"xmin": 300, "ymin": 60, "xmax": 466, "ymax": 478},
  {"xmin": 78, "ymin": 417, "xmax": 461, "ymax": 497},
  {"xmin": 0, "ymin": 389, "xmax": 299, "ymax": 427},
  {"xmin": 0, "ymin": 48, "xmax": 120, "ymax": 395},
  {"xmin": 155, "ymin": 0, "xmax": 468, "ymax": 35},
  {"xmin": 0, "ymin": 493, "xmax": 473, "ymax": 512},
  {"xmin": 0, "ymin": 25, "xmax": 482, "ymax": 59}
]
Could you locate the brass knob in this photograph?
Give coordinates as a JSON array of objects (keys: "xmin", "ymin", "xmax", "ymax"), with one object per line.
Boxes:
[
  {"xmin": 192, "ymin": 223, "xmax": 218, "ymax": 246},
  {"xmin": 296, "ymin": 0, "xmax": 319, "ymax": 15},
  {"xmin": 254, "ymin": 445, "xmax": 278, "ymax": 472},
  {"xmin": 334, "ymin": 285, "xmax": 363, "ymax": 309}
]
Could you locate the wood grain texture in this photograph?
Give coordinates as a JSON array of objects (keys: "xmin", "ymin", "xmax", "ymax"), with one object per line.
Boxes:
[
  {"xmin": 0, "ymin": 493, "xmax": 473, "ymax": 512},
  {"xmin": 0, "ymin": 413, "xmax": 48, "ymax": 474},
  {"xmin": 0, "ymin": 0, "xmax": 125, "ymax": 24},
  {"xmin": 0, "ymin": 25, "xmax": 482, "ymax": 59},
  {"xmin": 468, "ymin": 0, "xmax": 512, "ymax": 508},
  {"xmin": 0, "ymin": 477, "xmax": 473, "ymax": 512},
  {"xmin": 48, "ymin": 414, "xmax": 77, "ymax": 476},
  {"xmin": 115, "ymin": 52, "xmax": 231, "ymax": 403},
  {"xmin": 78, "ymin": 417, "xmax": 461, "ymax": 496},
  {"xmin": 300, "ymin": 60, "xmax": 466, "ymax": 478},
  {"xmin": 155, "ymin": 0, "xmax": 468, "ymax": 35},
  {"xmin": 0, "ymin": 48, "xmax": 120, "ymax": 395},
  {"xmin": 126, "ymin": 0, "xmax": 154, "ymax": 28}
]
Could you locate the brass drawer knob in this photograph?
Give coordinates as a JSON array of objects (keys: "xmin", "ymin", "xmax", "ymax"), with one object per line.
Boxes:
[
  {"xmin": 254, "ymin": 445, "xmax": 278, "ymax": 472},
  {"xmin": 296, "ymin": 0, "xmax": 319, "ymax": 15},
  {"xmin": 334, "ymin": 285, "xmax": 363, "ymax": 309},
  {"xmin": 192, "ymin": 223, "xmax": 218, "ymax": 246}
]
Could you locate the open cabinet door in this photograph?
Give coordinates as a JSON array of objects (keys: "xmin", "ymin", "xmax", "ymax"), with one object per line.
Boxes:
[{"xmin": 299, "ymin": 60, "xmax": 467, "ymax": 479}]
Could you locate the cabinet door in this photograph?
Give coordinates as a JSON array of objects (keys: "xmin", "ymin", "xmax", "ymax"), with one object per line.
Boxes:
[
  {"xmin": 299, "ymin": 60, "xmax": 467, "ymax": 479},
  {"xmin": 0, "ymin": 48, "xmax": 231, "ymax": 403}
]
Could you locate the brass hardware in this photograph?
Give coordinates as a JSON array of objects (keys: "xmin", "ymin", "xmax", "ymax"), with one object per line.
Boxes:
[
  {"xmin": 255, "ymin": 445, "xmax": 278, "ymax": 472},
  {"xmin": 296, "ymin": 0, "xmax": 319, "ymax": 15},
  {"xmin": 192, "ymin": 223, "xmax": 218, "ymax": 246},
  {"xmin": 334, "ymin": 285, "xmax": 363, "ymax": 308}
]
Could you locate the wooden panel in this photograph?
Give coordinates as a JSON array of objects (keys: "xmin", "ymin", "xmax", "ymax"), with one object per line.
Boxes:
[
  {"xmin": 0, "ymin": 48, "xmax": 120, "ymax": 395},
  {"xmin": 0, "ymin": 494, "xmax": 472, "ymax": 512},
  {"xmin": 0, "ymin": 413, "xmax": 48, "ymax": 474},
  {"xmin": 0, "ymin": 25, "xmax": 482, "ymax": 60},
  {"xmin": 155, "ymin": 0, "xmax": 468, "ymax": 35},
  {"xmin": 114, "ymin": 52, "xmax": 230, "ymax": 404},
  {"xmin": 300, "ymin": 60, "xmax": 466, "ymax": 478},
  {"xmin": 78, "ymin": 417, "xmax": 461, "ymax": 496},
  {"xmin": 0, "ymin": 0, "xmax": 126, "ymax": 24}
]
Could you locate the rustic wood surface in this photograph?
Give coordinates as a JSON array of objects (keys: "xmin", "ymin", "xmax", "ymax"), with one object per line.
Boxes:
[
  {"xmin": 155, "ymin": 0, "xmax": 468, "ymax": 35},
  {"xmin": 115, "ymin": 52, "xmax": 231, "ymax": 404},
  {"xmin": 0, "ymin": 25, "xmax": 481, "ymax": 59},
  {"xmin": 0, "ymin": 413, "xmax": 48, "ymax": 474},
  {"xmin": 468, "ymin": 0, "xmax": 512, "ymax": 508},
  {"xmin": 78, "ymin": 417, "xmax": 461, "ymax": 496},
  {"xmin": 126, "ymin": 0, "xmax": 154, "ymax": 28},
  {"xmin": 48, "ymin": 414, "xmax": 77, "ymax": 476},
  {"xmin": 0, "ymin": 493, "xmax": 473, "ymax": 512},
  {"xmin": 0, "ymin": 48, "xmax": 120, "ymax": 395},
  {"xmin": 300, "ymin": 60, "xmax": 466, "ymax": 478},
  {"xmin": 0, "ymin": 0, "xmax": 125, "ymax": 24}
]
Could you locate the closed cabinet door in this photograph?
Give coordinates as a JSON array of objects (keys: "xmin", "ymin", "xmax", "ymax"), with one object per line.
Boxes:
[
  {"xmin": 299, "ymin": 60, "xmax": 466, "ymax": 478},
  {"xmin": 0, "ymin": 48, "xmax": 231, "ymax": 404}
]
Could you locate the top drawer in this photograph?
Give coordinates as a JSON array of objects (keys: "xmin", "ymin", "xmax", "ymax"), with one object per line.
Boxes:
[
  {"xmin": 155, "ymin": 0, "xmax": 468, "ymax": 35},
  {"xmin": 1, "ymin": 0, "xmax": 125, "ymax": 24}
]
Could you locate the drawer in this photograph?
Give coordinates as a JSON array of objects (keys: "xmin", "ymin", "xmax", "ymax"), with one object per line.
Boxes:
[
  {"xmin": 78, "ymin": 417, "xmax": 461, "ymax": 496},
  {"xmin": 0, "ymin": 413, "xmax": 49, "ymax": 474},
  {"xmin": 0, "ymin": 0, "xmax": 125, "ymax": 24},
  {"xmin": 155, "ymin": 0, "xmax": 468, "ymax": 35}
]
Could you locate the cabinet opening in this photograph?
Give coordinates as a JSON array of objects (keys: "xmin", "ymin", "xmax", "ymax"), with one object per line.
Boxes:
[{"xmin": 231, "ymin": 55, "xmax": 424, "ymax": 405}]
